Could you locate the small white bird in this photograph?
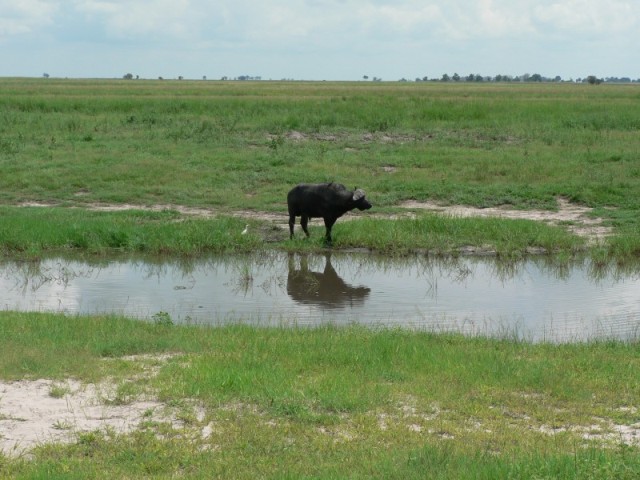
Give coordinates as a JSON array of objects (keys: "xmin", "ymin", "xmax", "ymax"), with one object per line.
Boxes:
[{"xmin": 241, "ymin": 224, "xmax": 249, "ymax": 235}]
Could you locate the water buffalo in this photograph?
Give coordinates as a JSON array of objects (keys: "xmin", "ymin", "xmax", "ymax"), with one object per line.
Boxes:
[{"xmin": 287, "ymin": 182, "xmax": 372, "ymax": 244}]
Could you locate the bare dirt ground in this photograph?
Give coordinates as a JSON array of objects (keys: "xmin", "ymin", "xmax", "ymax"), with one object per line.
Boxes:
[
  {"xmin": 2, "ymin": 357, "xmax": 638, "ymax": 458},
  {"xmin": 0, "ymin": 378, "xmax": 163, "ymax": 457},
  {"xmin": 0, "ymin": 354, "xmax": 209, "ymax": 458},
  {"xmin": 399, "ymin": 197, "xmax": 611, "ymax": 243},
  {"xmin": 20, "ymin": 196, "xmax": 610, "ymax": 245}
]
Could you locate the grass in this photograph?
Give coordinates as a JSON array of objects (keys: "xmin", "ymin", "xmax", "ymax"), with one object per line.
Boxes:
[
  {"xmin": 0, "ymin": 205, "xmax": 584, "ymax": 258},
  {"xmin": 335, "ymin": 215, "xmax": 582, "ymax": 255},
  {"xmin": 0, "ymin": 79, "xmax": 639, "ymax": 258},
  {"xmin": 0, "ymin": 206, "xmax": 262, "ymax": 257},
  {"xmin": 0, "ymin": 312, "xmax": 639, "ymax": 478}
]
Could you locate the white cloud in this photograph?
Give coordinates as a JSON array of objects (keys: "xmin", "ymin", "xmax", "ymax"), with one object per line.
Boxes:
[
  {"xmin": 0, "ymin": 0, "xmax": 58, "ymax": 37},
  {"xmin": 475, "ymin": 0, "xmax": 535, "ymax": 37},
  {"xmin": 75, "ymin": 0, "xmax": 198, "ymax": 40},
  {"xmin": 534, "ymin": 0, "xmax": 638, "ymax": 34},
  {"xmin": 5, "ymin": 0, "xmax": 638, "ymax": 46},
  {"xmin": 356, "ymin": 3, "xmax": 442, "ymax": 33},
  {"xmin": 0, "ymin": 0, "xmax": 638, "ymax": 79}
]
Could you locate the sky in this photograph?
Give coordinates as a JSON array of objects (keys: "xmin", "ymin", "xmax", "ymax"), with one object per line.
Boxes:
[{"xmin": 1, "ymin": 0, "xmax": 638, "ymax": 81}]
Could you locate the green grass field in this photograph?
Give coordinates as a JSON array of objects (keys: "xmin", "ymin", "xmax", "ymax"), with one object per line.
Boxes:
[
  {"xmin": 1, "ymin": 313, "xmax": 639, "ymax": 479},
  {"xmin": 1, "ymin": 78, "xmax": 639, "ymax": 257}
]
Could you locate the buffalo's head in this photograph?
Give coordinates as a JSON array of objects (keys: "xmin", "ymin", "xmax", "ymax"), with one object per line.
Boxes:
[{"xmin": 353, "ymin": 189, "xmax": 372, "ymax": 211}]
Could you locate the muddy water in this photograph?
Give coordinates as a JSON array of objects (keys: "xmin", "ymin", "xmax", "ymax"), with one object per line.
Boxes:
[{"xmin": 2, "ymin": 252, "xmax": 639, "ymax": 342}]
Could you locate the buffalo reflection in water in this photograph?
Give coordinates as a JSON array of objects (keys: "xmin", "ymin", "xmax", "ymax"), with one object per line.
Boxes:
[{"xmin": 287, "ymin": 253, "xmax": 370, "ymax": 309}]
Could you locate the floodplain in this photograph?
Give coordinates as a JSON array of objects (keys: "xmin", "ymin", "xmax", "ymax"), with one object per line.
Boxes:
[{"xmin": 1, "ymin": 79, "xmax": 639, "ymax": 478}]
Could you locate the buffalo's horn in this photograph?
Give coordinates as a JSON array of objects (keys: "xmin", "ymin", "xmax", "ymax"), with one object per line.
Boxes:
[{"xmin": 353, "ymin": 189, "xmax": 366, "ymax": 201}]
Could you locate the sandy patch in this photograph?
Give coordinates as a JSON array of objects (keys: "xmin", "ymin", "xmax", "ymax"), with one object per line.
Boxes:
[
  {"xmin": 19, "ymin": 201, "xmax": 284, "ymax": 224},
  {"xmin": 400, "ymin": 197, "xmax": 611, "ymax": 243},
  {"xmin": 0, "ymin": 353, "xmax": 203, "ymax": 458},
  {"xmin": 0, "ymin": 378, "xmax": 163, "ymax": 457},
  {"xmin": 538, "ymin": 420, "xmax": 640, "ymax": 446},
  {"xmin": 20, "ymin": 201, "xmax": 221, "ymax": 219},
  {"xmin": 2, "ymin": 374, "xmax": 638, "ymax": 458}
]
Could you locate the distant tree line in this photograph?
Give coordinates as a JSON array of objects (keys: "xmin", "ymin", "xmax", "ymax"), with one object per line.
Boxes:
[
  {"xmin": 400, "ymin": 73, "xmax": 639, "ymax": 84},
  {"xmin": 116, "ymin": 72, "xmax": 638, "ymax": 83}
]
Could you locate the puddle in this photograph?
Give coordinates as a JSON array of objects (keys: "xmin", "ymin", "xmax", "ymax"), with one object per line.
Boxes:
[{"xmin": 1, "ymin": 252, "xmax": 639, "ymax": 342}]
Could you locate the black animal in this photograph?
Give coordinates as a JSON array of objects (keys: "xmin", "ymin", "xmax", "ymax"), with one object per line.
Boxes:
[{"xmin": 287, "ymin": 182, "xmax": 372, "ymax": 243}]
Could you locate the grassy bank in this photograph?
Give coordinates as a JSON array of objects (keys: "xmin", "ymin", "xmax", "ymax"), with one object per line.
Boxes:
[
  {"xmin": 1, "ymin": 312, "xmax": 639, "ymax": 478},
  {"xmin": 0, "ymin": 206, "xmax": 262, "ymax": 257},
  {"xmin": 1, "ymin": 79, "xmax": 640, "ymax": 257},
  {"xmin": 0, "ymin": 205, "xmax": 584, "ymax": 258}
]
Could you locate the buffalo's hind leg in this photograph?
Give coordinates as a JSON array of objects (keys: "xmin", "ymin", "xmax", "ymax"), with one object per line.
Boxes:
[{"xmin": 288, "ymin": 214, "xmax": 296, "ymax": 239}]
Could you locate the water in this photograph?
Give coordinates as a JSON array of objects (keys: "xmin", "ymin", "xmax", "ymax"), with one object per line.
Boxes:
[{"xmin": 2, "ymin": 252, "xmax": 639, "ymax": 342}]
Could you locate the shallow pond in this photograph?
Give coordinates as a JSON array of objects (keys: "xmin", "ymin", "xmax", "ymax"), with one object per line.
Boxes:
[{"xmin": 2, "ymin": 252, "xmax": 639, "ymax": 342}]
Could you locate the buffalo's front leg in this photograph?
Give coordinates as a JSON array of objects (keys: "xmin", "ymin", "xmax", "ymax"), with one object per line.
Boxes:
[
  {"xmin": 301, "ymin": 215, "xmax": 310, "ymax": 237},
  {"xmin": 323, "ymin": 217, "xmax": 337, "ymax": 244}
]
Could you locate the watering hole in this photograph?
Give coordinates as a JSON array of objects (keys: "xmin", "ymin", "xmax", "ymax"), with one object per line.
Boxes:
[{"xmin": 2, "ymin": 252, "xmax": 639, "ymax": 342}]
